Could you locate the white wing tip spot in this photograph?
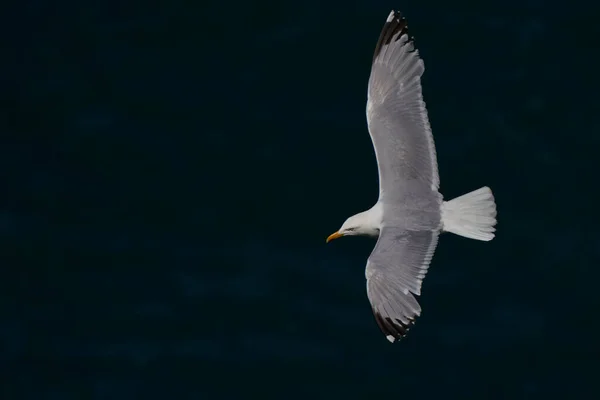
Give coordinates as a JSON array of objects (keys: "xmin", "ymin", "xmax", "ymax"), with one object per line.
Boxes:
[
  {"xmin": 386, "ymin": 11, "xmax": 395, "ymax": 22},
  {"xmin": 386, "ymin": 335, "xmax": 396, "ymax": 343}
]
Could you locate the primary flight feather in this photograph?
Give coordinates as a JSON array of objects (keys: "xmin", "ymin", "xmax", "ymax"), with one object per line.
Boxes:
[{"xmin": 326, "ymin": 10, "xmax": 497, "ymax": 343}]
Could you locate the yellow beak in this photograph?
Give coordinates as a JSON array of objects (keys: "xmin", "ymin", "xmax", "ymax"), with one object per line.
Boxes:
[{"xmin": 326, "ymin": 231, "xmax": 343, "ymax": 243}]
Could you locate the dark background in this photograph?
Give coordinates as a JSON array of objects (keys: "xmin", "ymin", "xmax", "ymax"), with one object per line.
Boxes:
[{"xmin": 3, "ymin": 0, "xmax": 600, "ymax": 398}]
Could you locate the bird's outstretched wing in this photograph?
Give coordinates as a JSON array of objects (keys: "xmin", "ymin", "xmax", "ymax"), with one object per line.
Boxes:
[
  {"xmin": 367, "ymin": 10, "xmax": 440, "ymax": 198},
  {"xmin": 365, "ymin": 226, "xmax": 439, "ymax": 342}
]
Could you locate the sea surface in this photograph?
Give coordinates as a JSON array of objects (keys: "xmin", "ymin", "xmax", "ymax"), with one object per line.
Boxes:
[{"xmin": 3, "ymin": 1, "xmax": 599, "ymax": 398}]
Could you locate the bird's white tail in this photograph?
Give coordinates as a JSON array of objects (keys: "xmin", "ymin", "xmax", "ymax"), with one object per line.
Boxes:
[{"xmin": 441, "ymin": 186, "xmax": 497, "ymax": 241}]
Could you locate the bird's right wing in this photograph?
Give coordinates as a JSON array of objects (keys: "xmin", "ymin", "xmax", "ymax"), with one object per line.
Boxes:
[
  {"xmin": 365, "ymin": 226, "xmax": 440, "ymax": 342},
  {"xmin": 366, "ymin": 10, "xmax": 440, "ymax": 198}
]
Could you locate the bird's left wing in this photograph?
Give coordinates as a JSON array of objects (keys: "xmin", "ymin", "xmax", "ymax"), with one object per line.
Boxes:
[
  {"xmin": 367, "ymin": 10, "xmax": 440, "ymax": 198},
  {"xmin": 365, "ymin": 226, "xmax": 439, "ymax": 342}
]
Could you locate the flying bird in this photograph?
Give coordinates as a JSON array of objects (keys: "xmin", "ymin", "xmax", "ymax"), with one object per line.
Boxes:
[{"xmin": 326, "ymin": 10, "xmax": 497, "ymax": 343}]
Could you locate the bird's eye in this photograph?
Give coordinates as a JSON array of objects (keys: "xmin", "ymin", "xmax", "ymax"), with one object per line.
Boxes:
[{"xmin": 347, "ymin": 227, "xmax": 355, "ymax": 231}]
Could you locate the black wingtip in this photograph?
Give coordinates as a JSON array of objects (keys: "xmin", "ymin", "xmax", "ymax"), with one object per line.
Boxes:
[
  {"xmin": 372, "ymin": 10, "xmax": 414, "ymax": 63},
  {"xmin": 373, "ymin": 310, "xmax": 415, "ymax": 343}
]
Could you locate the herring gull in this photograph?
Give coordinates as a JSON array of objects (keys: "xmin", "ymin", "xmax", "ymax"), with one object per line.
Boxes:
[{"xmin": 326, "ymin": 10, "xmax": 497, "ymax": 343}]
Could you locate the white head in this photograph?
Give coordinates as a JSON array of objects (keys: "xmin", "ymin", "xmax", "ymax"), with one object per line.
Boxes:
[{"xmin": 326, "ymin": 207, "xmax": 381, "ymax": 243}]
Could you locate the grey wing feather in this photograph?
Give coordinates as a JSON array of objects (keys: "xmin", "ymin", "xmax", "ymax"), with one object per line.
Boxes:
[
  {"xmin": 367, "ymin": 10, "xmax": 440, "ymax": 197},
  {"xmin": 365, "ymin": 226, "xmax": 439, "ymax": 342}
]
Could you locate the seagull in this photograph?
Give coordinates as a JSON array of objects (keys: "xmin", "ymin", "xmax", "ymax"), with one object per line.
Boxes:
[{"xmin": 326, "ymin": 10, "xmax": 497, "ymax": 343}]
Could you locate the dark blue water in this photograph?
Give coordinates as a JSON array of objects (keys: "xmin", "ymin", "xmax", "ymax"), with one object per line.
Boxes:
[{"xmin": 3, "ymin": 1, "xmax": 599, "ymax": 398}]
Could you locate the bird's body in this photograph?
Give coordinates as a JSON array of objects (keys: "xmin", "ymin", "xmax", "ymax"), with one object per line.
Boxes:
[{"xmin": 326, "ymin": 10, "xmax": 497, "ymax": 343}]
